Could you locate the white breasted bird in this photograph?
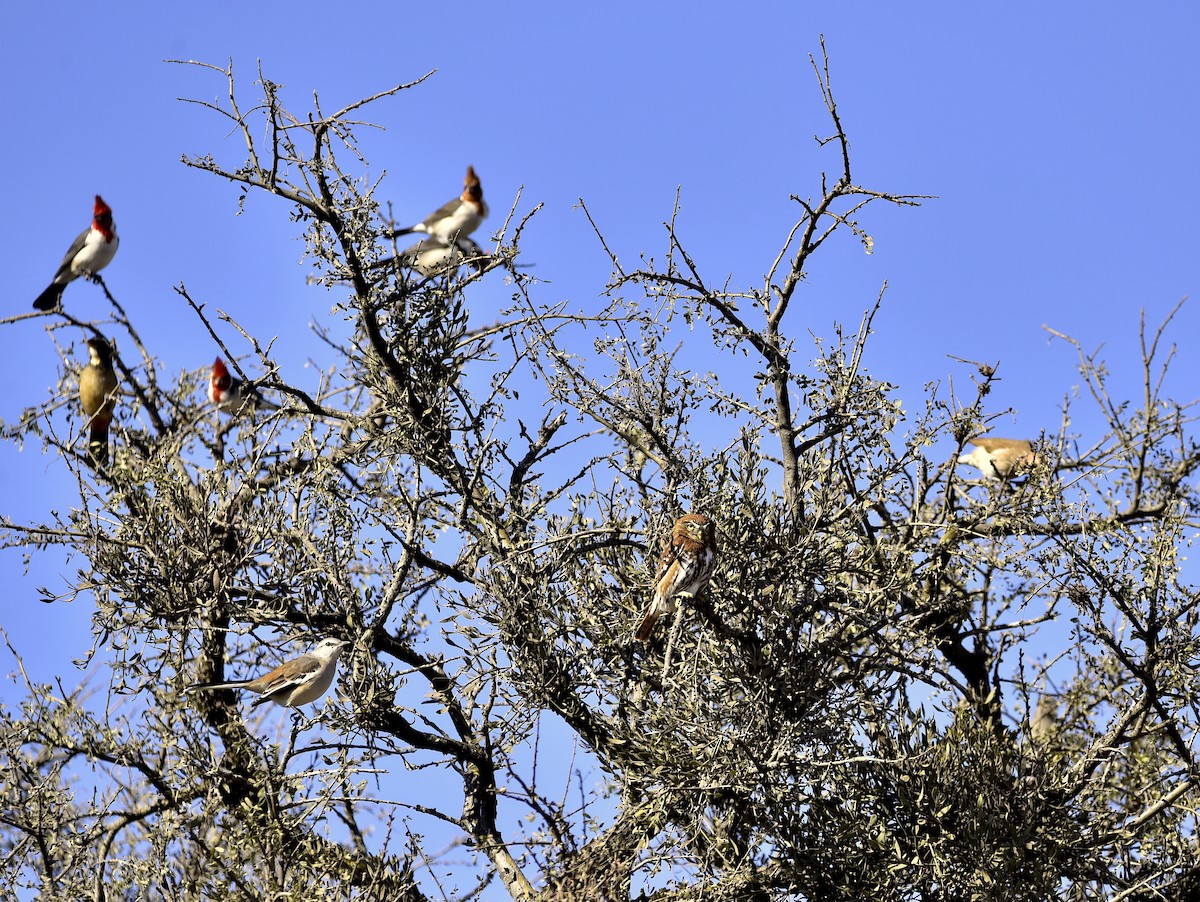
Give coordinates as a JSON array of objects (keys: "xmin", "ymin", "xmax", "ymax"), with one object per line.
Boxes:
[
  {"xmin": 188, "ymin": 637, "xmax": 350, "ymax": 708},
  {"xmin": 34, "ymin": 195, "xmax": 120, "ymax": 311},
  {"xmin": 208, "ymin": 357, "xmax": 278, "ymax": 414},
  {"xmin": 394, "ymin": 166, "xmax": 488, "ymax": 246},
  {"xmin": 399, "ymin": 236, "xmax": 485, "ymax": 276},
  {"xmin": 957, "ymin": 436, "xmax": 1041, "ymax": 480}
]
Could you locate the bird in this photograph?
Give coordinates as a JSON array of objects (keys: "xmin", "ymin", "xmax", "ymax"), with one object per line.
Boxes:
[
  {"xmin": 33, "ymin": 195, "xmax": 120, "ymax": 311},
  {"xmin": 635, "ymin": 513, "xmax": 719, "ymax": 643},
  {"xmin": 78, "ymin": 337, "xmax": 119, "ymax": 466},
  {"xmin": 392, "ymin": 166, "xmax": 488, "ymax": 247},
  {"xmin": 957, "ymin": 436, "xmax": 1041, "ymax": 480},
  {"xmin": 187, "ymin": 637, "xmax": 349, "ymax": 708},
  {"xmin": 1030, "ymin": 694, "xmax": 1058, "ymax": 746},
  {"xmin": 398, "ymin": 236, "xmax": 485, "ymax": 276},
  {"xmin": 208, "ymin": 357, "xmax": 277, "ymax": 414}
]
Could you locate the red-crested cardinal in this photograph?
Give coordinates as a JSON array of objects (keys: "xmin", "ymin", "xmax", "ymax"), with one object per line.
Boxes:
[
  {"xmin": 394, "ymin": 166, "xmax": 488, "ymax": 246},
  {"xmin": 79, "ymin": 337, "xmax": 119, "ymax": 466},
  {"xmin": 208, "ymin": 357, "xmax": 278, "ymax": 414},
  {"xmin": 957, "ymin": 436, "xmax": 1042, "ymax": 480},
  {"xmin": 34, "ymin": 196, "xmax": 119, "ymax": 311},
  {"xmin": 187, "ymin": 638, "xmax": 349, "ymax": 708}
]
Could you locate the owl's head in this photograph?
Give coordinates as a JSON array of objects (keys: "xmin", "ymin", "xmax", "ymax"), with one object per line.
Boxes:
[{"xmin": 678, "ymin": 513, "xmax": 714, "ymax": 541}]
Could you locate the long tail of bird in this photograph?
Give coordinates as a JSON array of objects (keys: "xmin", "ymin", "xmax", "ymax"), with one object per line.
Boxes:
[
  {"xmin": 87, "ymin": 420, "xmax": 110, "ymax": 467},
  {"xmin": 187, "ymin": 678, "xmax": 254, "ymax": 692},
  {"xmin": 634, "ymin": 610, "xmax": 660, "ymax": 643}
]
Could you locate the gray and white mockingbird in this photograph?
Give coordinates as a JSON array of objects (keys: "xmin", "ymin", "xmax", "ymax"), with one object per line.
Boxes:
[{"xmin": 188, "ymin": 637, "xmax": 349, "ymax": 708}]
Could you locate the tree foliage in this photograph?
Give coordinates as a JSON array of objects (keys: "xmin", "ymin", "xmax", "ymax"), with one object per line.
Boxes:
[{"xmin": 4, "ymin": 48, "xmax": 1200, "ymax": 901}]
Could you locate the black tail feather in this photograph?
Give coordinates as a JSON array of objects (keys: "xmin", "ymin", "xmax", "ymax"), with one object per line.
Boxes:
[{"xmin": 34, "ymin": 283, "xmax": 64, "ymax": 311}]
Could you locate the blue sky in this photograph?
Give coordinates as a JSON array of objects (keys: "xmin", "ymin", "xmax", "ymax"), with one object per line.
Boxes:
[{"xmin": 2, "ymin": 0, "xmax": 1199, "ymax": 891}]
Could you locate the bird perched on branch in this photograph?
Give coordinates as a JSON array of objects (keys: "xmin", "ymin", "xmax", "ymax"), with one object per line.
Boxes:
[
  {"xmin": 34, "ymin": 195, "xmax": 119, "ymax": 311},
  {"xmin": 957, "ymin": 436, "xmax": 1041, "ymax": 480},
  {"xmin": 208, "ymin": 357, "xmax": 277, "ymax": 414},
  {"xmin": 187, "ymin": 637, "xmax": 349, "ymax": 708},
  {"xmin": 635, "ymin": 513, "xmax": 719, "ymax": 642},
  {"xmin": 79, "ymin": 337, "xmax": 118, "ymax": 466},
  {"xmin": 398, "ymin": 236, "xmax": 486, "ymax": 276},
  {"xmin": 393, "ymin": 166, "xmax": 488, "ymax": 246}
]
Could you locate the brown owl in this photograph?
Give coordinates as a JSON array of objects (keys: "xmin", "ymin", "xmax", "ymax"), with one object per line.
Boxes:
[{"xmin": 635, "ymin": 513, "xmax": 718, "ymax": 642}]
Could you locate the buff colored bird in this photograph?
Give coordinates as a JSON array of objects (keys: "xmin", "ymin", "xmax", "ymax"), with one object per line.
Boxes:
[
  {"xmin": 79, "ymin": 337, "xmax": 118, "ymax": 466},
  {"xmin": 958, "ymin": 436, "xmax": 1041, "ymax": 480}
]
